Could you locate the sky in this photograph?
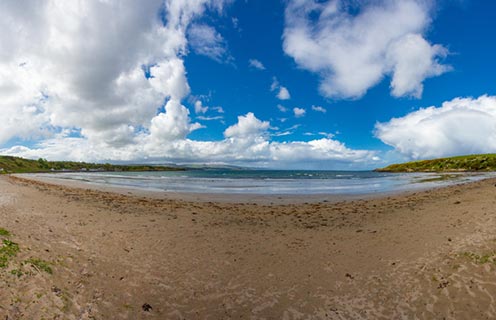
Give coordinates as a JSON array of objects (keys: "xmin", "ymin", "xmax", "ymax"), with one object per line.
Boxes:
[{"xmin": 1, "ymin": 0, "xmax": 496, "ymax": 170}]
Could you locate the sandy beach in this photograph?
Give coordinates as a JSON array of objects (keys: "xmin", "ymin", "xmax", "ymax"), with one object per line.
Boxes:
[{"xmin": 2, "ymin": 175, "xmax": 496, "ymax": 319}]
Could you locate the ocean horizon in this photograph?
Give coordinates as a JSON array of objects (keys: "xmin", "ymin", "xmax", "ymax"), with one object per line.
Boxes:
[{"xmin": 24, "ymin": 170, "xmax": 496, "ymax": 195}]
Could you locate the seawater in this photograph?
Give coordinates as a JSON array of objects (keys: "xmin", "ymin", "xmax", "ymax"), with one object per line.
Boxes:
[{"xmin": 25, "ymin": 170, "xmax": 496, "ymax": 195}]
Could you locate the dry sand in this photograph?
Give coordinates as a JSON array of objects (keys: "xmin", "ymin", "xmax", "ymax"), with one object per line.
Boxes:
[{"xmin": 1, "ymin": 174, "xmax": 496, "ymax": 319}]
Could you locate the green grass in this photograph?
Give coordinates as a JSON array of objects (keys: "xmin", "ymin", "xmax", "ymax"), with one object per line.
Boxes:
[
  {"xmin": 0, "ymin": 227, "xmax": 10, "ymax": 237},
  {"xmin": 0, "ymin": 155, "xmax": 184, "ymax": 174},
  {"xmin": 10, "ymin": 268, "xmax": 23, "ymax": 278},
  {"xmin": 0, "ymin": 239, "xmax": 20, "ymax": 268},
  {"xmin": 376, "ymin": 154, "xmax": 496, "ymax": 172},
  {"xmin": 461, "ymin": 251, "xmax": 496, "ymax": 265},
  {"xmin": 24, "ymin": 258, "xmax": 53, "ymax": 274}
]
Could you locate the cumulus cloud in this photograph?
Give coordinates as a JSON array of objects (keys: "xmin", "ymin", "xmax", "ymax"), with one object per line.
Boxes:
[
  {"xmin": 0, "ymin": 0, "xmax": 378, "ymax": 169},
  {"xmin": 293, "ymin": 107, "xmax": 306, "ymax": 117},
  {"xmin": 4, "ymin": 112, "xmax": 377, "ymax": 168},
  {"xmin": 224, "ymin": 113, "xmax": 269, "ymax": 139},
  {"xmin": 149, "ymin": 100, "xmax": 203, "ymax": 142},
  {"xmin": 188, "ymin": 23, "xmax": 231, "ymax": 63},
  {"xmin": 387, "ymin": 34, "xmax": 450, "ymax": 98},
  {"xmin": 375, "ymin": 95, "xmax": 496, "ymax": 159},
  {"xmin": 283, "ymin": 0, "xmax": 450, "ymax": 99},
  {"xmin": 249, "ymin": 59, "xmax": 265, "ymax": 70},
  {"xmin": 0, "ymin": 0, "xmax": 225, "ymax": 147},
  {"xmin": 277, "ymin": 87, "xmax": 291, "ymax": 100}
]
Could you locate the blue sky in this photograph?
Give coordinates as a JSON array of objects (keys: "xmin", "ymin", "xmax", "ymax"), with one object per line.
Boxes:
[{"xmin": 1, "ymin": 0, "xmax": 496, "ymax": 169}]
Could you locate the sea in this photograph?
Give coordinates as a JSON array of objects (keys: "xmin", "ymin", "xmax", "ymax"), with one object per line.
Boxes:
[{"xmin": 25, "ymin": 169, "xmax": 496, "ymax": 195}]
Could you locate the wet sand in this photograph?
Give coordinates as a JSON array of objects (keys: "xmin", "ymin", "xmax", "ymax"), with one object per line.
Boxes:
[{"xmin": 2, "ymin": 174, "xmax": 496, "ymax": 319}]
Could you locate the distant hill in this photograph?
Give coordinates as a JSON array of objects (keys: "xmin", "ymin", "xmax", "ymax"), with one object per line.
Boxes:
[
  {"xmin": 376, "ymin": 154, "xmax": 496, "ymax": 172},
  {"xmin": 0, "ymin": 156, "xmax": 183, "ymax": 174}
]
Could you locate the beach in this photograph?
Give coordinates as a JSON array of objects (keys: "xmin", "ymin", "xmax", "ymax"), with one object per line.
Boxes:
[{"xmin": 2, "ymin": 175, "xmax": 496, "ymax": 319}]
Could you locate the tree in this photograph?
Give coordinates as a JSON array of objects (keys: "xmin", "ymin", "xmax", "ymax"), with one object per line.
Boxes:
[{"xmin": 37, "ymin": 158, "xmax": 49, "ymax": 169}]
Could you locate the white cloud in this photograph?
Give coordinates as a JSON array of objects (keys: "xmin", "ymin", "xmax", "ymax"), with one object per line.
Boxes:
[
  {"xmin": 0, "ymin": 0, "xmax": 224, "ymax": 148},
  {"xmin": 387, "ymin": 34, "xmax": 450, "ymax": 98},
  {"xmin": 270, "ymin": 78, "xmax": 280, "ymax": 92},
  {"xmin": 224, "ymin": 113, "xmax": 269, "ymax": 139},
  {"xmin": 3, "ymin": 111, "xmax": 377, "ymax": 169},
  {"xmin": 0, "ymin": 1, "xmax": 378, "ymax": 169},
  {"xmin": 212, "ymin": 106, "xmax": 224, "ymax": 113},
  {"xmin": 249, "ymin": 59, "xmax": 265, "ymax": 70},
  {"xmin": 194, "ymin": 100, "xmax": 209, "ymax": 114},
  {"xmin": 277, "ymin": 104, "xmax": 288, "ymax": 113},
  {"xmin": 318, "ymin": 132, "xmax": 335, "ymax": 139},
  {"xmin": 273, "ymin": 124, "xmax": 300, "ymax": 137},
  {"xmin": 197, "ymin": 115, "xmax": 223, "ymax": 121},
  {"xmin": 232, "ymin": 17, "xmax": 239, "ymax": 30},
  {"xmin": 293, "ymin": 107, "xmax": 306, "ymax": 117},
  {"xmin": 194, "ymin": 100, "xmax": 224, "ymax": 121},
  {"xmin": 311, "ymin": 105, "xmax": 326, "ymax": 113},
  {"xmin": 305, "ymin": 131, "xmax": 335, "ymax": 139},
  {"xmin": 375, "ymin": 95, "xmax": 496, "ymax": 159},
  {"xmin": 273, "ymin": 131, "xmax": 292, "ymax": 137},
  {"xmin": 187, "ymin": 23, "xmax": 231, "ymax": 63},
  {"xmin": 283, "ymin": 0, "xmax": 450, "ymax": 99},
  {"xmin": 271, "ymin": 77, "xmax": 291, "ymax": 100},
  {"xmin": 277, "ymin": 87, "xmax": 291, "ymax": 100},
  {"xmin": 149, "ymin": 100, "xmax": 203, "ymax": 142}
]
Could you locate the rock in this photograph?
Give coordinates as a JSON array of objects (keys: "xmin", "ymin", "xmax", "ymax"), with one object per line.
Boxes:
[{"xmin": 142, "ymin": 303, "xmax": 152, "ymax": 312}]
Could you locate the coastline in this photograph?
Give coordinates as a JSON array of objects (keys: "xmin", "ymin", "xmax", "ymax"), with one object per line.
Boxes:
[
  {"xmin": 12, "ymin": 171, "xmax": 491, "ymax": 205},
  {"xmin": 2, "ymin": 174, "xmax": 496, "ymax": 318},
  {"xmin": 12, "ymin": 173, "xmax": 403, "ymax": 205}
]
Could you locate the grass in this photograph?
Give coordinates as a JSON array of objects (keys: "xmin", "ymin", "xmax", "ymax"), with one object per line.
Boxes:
[
  {"xmin": 24, "ymin": 258, "xmax": 53, "ymax": 274},
  {"xmin": 0, "ymin": 227, "xmax": 10, "ymax": 237},
  {"xmin": 460, "ymin": 251, "xmax": 496, "ymax": 265},
  {"xmin": 0, "ymin": 155, "xmax": 184, "ymax": 174},
  {"xmin": 376, "ymin": 154, "xmax": 496, "ymax": 172},
  {"xmin": 0, "ymin": 227, "xmax": 55, "ymax": 276},
  {"xmin": 0, "ymin": 239, "xmax": 20, "ymax": 268},
  {"xmin": 10, "ymin": 268, "xmax": 23, "ymax": 278}
]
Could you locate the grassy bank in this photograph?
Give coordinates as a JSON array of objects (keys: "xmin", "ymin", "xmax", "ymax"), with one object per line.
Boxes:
[
  {"xmin": 0, "ymin": 156, "xmax": 183, "ymax": 174},
  {"xmin": 376, "ymin": 154, "xmax": 496, "ymax": 172}
]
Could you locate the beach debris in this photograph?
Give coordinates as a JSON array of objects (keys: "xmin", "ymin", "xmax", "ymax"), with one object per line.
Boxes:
[
  {"xmin": 454, "ymin": 201, "xmax": 461, "ymax": 204},
  {"xmin": 345, "ymin": 273, "xmax": 354, "ymax": 279},
  {"xmin": 438, "ymin": 280, "xmax": 449, "ymax": 289},
  {"xmin": 142, "ymin": 303, "xmax": 153, "ymax": 312},
  {"xmin": 52, "ymin": 286, "xmax": 62, "ymax": 296}
]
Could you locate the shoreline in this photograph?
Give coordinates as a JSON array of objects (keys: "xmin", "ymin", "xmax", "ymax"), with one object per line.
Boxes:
[
  {"xmin": 13, "ymin": 173, "xmax": 399, "ymax": 205},
  {"xmin": 11, "ymin": 171, "xmax": 494, "ymax": 205},
  {"xmin": 2, "ymin": 174, "xmax": 496, "ymax": 318}
]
